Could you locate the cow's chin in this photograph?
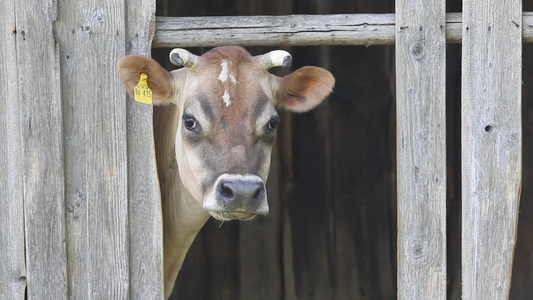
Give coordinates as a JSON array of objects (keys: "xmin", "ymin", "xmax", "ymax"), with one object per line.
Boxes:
[{"xmin": 208, "ymin": 211, "xmax": 258, "ymax": 221}]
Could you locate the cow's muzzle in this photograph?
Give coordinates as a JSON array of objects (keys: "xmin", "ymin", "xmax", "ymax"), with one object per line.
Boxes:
[{"xmin": 203, "ymin": 174, "xmax": 269, "ymax": 221}]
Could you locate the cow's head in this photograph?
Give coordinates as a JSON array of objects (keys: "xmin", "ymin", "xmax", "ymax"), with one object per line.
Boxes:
[{"xmin": 118, "ymin": 46, "xmax": 334, "ymax": 221}]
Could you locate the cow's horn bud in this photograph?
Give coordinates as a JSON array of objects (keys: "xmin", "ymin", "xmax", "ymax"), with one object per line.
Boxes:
[
  {"xmin": 257, "ymin": 50, "xmax": 292, "ymax": 69},
  {"xmin": 169, "ymin": 48, "xmax": 198, "ymax": 68}
]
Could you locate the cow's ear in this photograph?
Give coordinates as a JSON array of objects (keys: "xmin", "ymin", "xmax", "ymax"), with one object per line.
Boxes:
[
  {"xmin": 274, "ymin": 66, "xmax": 335, "ymax": 112},
  {"xmin": 117, "ymin": 55, "xmax": 175, "ymax": 105}
]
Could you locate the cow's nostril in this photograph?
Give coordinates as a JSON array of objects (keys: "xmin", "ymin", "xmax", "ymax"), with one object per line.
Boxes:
[
  {"xmin": 209, "ymin": 175, "xmax": 269, "ymax": 216},
  {"xmin": 253, "ymin": 187, "xmax": 265, "ymax": 200},
  {"xmin": 219, "ymin": 182, "xmax": 234, "ymax": 200}
]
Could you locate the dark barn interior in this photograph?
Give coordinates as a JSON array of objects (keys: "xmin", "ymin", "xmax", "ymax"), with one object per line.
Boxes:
[{"xmin": 152, "ymin": 0, "xmax": 533, "ymax": 299}]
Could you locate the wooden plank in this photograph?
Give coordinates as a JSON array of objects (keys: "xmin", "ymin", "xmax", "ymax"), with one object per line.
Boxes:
[
  {"xmin": 510, "ymin": 43, "xmax": 533, "ymax": 299},
  {"xmin": 123, "ymin": 0, "xmax": 164, "ymax": 299},
  {"xmin": 444, "ymin": 42, "xmax": 462, "ymax": 300},
  {"xmin": 175, "ymin": 220, "xmax": 240, "ymax": 300},
  {"xmin": 461, "ymin": 0, "xmax": 522, "ymax": 298},
  {"xmin": 154, "ymin": 13, "xmax": 392, "ymax": 47},
  {"xmin": 330, "ymin": 45, "xmax": 396, "ymax": 299},
  {"xmin": 153, "ymin": 12, "xmax": 533, "ymax": 47},
  {"xmin": 279, "ymin": 112, "xmax": 297, "ymax": 300},
  {"xmin": 15, "ymin": 0, "xmax": 68, "ymax": 299},
  {"xmin": 55, "ymin": 1, "xmax": 129, "ymax": 298},
  {"xmin": 396, "ymin": 0, "xmax": 447, "ymax": 298},
  {"xmin": 0, "ymin": 0, "xmax": 26, "ymax": 299},
  {"xmin": 288, "ymin": 112, "xmax": 335, "ymax": 299}
]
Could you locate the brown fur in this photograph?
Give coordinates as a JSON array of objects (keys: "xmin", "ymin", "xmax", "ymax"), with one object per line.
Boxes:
[
  {"xmin": 276, "ymin": 66, "xmax": 335, "ymax": 112},
  {"xmin": 117, "ymin": 46, "xmax": 335, "ymax": 299},
  {"xmin": 117, "ymin": 55, "xmax": 175, "ymax": 105},
  {"xmin": 199, "ymin": 47, "xmax": 256, "ymax": 118}
]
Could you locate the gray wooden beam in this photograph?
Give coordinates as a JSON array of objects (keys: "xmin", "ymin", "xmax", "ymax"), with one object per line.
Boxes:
[
  {"xmin": 396, "ymin": 0, "xmax": 447, "ymax": 298},
  {"xmin": 56, "ymin": 1, "xmax": 129, "ymax": 298},
  {"xmin": 461, "ymin": 0, "xmax": 522, "ymax": 299},
  {"xmin": 124, "ymin": 0, "xmax": 164, "ymax": 299},
  {"xmin": 153, "ymin": 12, "xmax": 533, "ymax": 48},
  {"xmin": 0, "ymin": 0, "xmax": 26, "ymax": 299},
  {"xmin": 15, "ymin": 0, "xmax": 68, "ymax": 298}
]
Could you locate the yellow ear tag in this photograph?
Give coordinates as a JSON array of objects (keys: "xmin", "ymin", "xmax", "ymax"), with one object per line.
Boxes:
[{"xmin": 134, "ymin": 73, "xmax": 153, "ymax": 104}]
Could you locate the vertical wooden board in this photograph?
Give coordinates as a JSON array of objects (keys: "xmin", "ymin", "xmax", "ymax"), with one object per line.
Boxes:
[
  {"xmin": 445, "ymin": 43, "xmax": 463, "ymax": 300},
  {"xmin": 175, "ymin": 220, "xmax": 240, "ymax": 300},
  {"xmin": 396, "ymin": 0, "xmax": 447, "ymax": 298},
  {"xmin": 203, "ymin": 221, "xmax": 241, "ymax": 299},
  {"xmin": 329, "ymin": 45, "xmax": 396, "ymax": 299},
  {"xmin": 324, "ymin": 2, "xmax": 397, "ymax": 299},
  {"xmin": 124, "ymin": 0, "xmax": 163, "ymax": 299},
  {"xmin": 462, "ymin": 0, "xmax": 522, "ymax": 298},
  {"xmin": 279, "ymin": 113, "xmax": 297, "ymax": 300},
  {"xmin": 510, "ymin": 42, "xmax": 533, "ymax": 299},
  {"xmin": 55, "ymin": 1, "xmax": 129, "ymax": 298},
  {"xmin": 15, "ymin": 0, "xmax": 68, "ymax": 299},
  {"xmin": 289, "ymin": 99, "xmax": 335, "ymax": 300},
  {"xmin": 0, "ymin": 0, "xmax": 26, "ymax": 299},
  {"xmin": 170, "ymin": 228, "xmax": 210, "ymax": 300}
]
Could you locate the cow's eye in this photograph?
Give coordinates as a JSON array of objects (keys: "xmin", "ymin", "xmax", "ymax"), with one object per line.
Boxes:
[
  {"xmin": 266, "ymin": 115, "xmax": 280, "ymax": 133},
  {"xmin": 183, "ymin": 114, "xmax": 200, "ymax": 132}
]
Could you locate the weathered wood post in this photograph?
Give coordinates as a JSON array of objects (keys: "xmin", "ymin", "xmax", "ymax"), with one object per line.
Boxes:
[
  {"xmin": 13, "ymin": 0, "xmax": 67, "ymax": 298},
  {"xmin": 396, "ymin": 0, "xmax": 447, "ymax": 298},
  {"xmin": 0, "ymin": 0, "xmax": 162, "ymax": 298},
  {"xmin": 0, "ymin": 1, "xmax": 26, "ymax": 299},
  {"xmin": 123, "ymin": 1, "xmax": 163, "ymax": 299},
  {"xmin": 461, "ymin": 0, "xmax": 523, "ymax": 298}
]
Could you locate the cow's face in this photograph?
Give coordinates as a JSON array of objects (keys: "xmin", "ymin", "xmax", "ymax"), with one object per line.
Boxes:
[{"xmin": 118, "ymin": 46, "xmax": 334, "ymax": 221}]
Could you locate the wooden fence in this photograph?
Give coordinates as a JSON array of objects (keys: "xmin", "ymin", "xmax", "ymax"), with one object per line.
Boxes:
[
  {"xmin": 0, "ymin": 0, "xmax": 529, "ymax": 299},
  {"xmin": 1, "ymin": 0, "xmax": 162, "ymax": 299}
]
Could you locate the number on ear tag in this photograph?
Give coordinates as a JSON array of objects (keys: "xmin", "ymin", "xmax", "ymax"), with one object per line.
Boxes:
[{"xmin": 134, "ymin": 73, "xmax": 152, "ymax": 104}]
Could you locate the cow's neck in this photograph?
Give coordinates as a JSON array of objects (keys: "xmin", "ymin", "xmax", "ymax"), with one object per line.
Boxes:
[
  {"xmin": 161, "ymin": 172, "xmax": 209, "ymax": 298},
  {"xmin": 154, "ymin": 105, "xmax": 210, "ymax": 298}
]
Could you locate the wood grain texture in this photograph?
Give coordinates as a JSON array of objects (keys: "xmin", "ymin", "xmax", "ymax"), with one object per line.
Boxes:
[
  {"xmin": 124, "ymin": 0, "xmax": 163, "ymax": 299},
  {"xmin": 396, "ymin": 0, "xmax": 447, "ymax": 298},
  {"xmin": 289, "ymin": 109, "xmax": 335, "ymax": 300},
  {"xmin": 153, "ymin": 13, "xmax": 533, "ymax": 48},
  {"xmin": 0, "ymin": 0, "xmax": 26, "ymax": 299},
  {"xmin": 329, "ymin": 45, "xmax": 396, "ymax": 299},
  {"xmin": 462, "ymin": 0, "xmax": 522, "ymax": 299},
  {"xmin": 15, "ymin": 0, "xmax": 68, "ymax": 299},
  {"xmin": 56, "ymin": 1, "xmax": 129, "ymax": 298}
]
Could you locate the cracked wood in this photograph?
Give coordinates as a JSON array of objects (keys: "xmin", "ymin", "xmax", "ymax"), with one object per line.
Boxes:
[{"xmin": 154, "ymin": 12, "xmax": 533, "ymax": 47}]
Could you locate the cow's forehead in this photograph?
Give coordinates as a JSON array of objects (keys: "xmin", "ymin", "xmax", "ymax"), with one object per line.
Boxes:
[{"xmin": 181, "ymin": 47, "xmax": 273, "ymax": 118}]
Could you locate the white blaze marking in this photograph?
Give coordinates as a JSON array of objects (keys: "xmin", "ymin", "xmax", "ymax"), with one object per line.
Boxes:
[
  {"xmin": 218, "ymin": 60, "xmax": 237, "ymax": 84},
  {"xmin": 222, "ymin": 89, "xmax": 231, "ymax": 106}
]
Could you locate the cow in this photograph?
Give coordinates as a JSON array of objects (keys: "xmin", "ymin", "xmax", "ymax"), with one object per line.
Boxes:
[{"xmin": 117, "ymin": 46, "xmax": 334, "ymax": 298}]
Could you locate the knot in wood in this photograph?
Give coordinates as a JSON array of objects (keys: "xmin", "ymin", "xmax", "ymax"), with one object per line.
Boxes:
[
  {"xmin": 409, "ymin": 40, "xmax": 426, "ymax": 61},
  {"xmin": 408, "ymin": 237, "xmax": 429, "ymax": 266}
]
